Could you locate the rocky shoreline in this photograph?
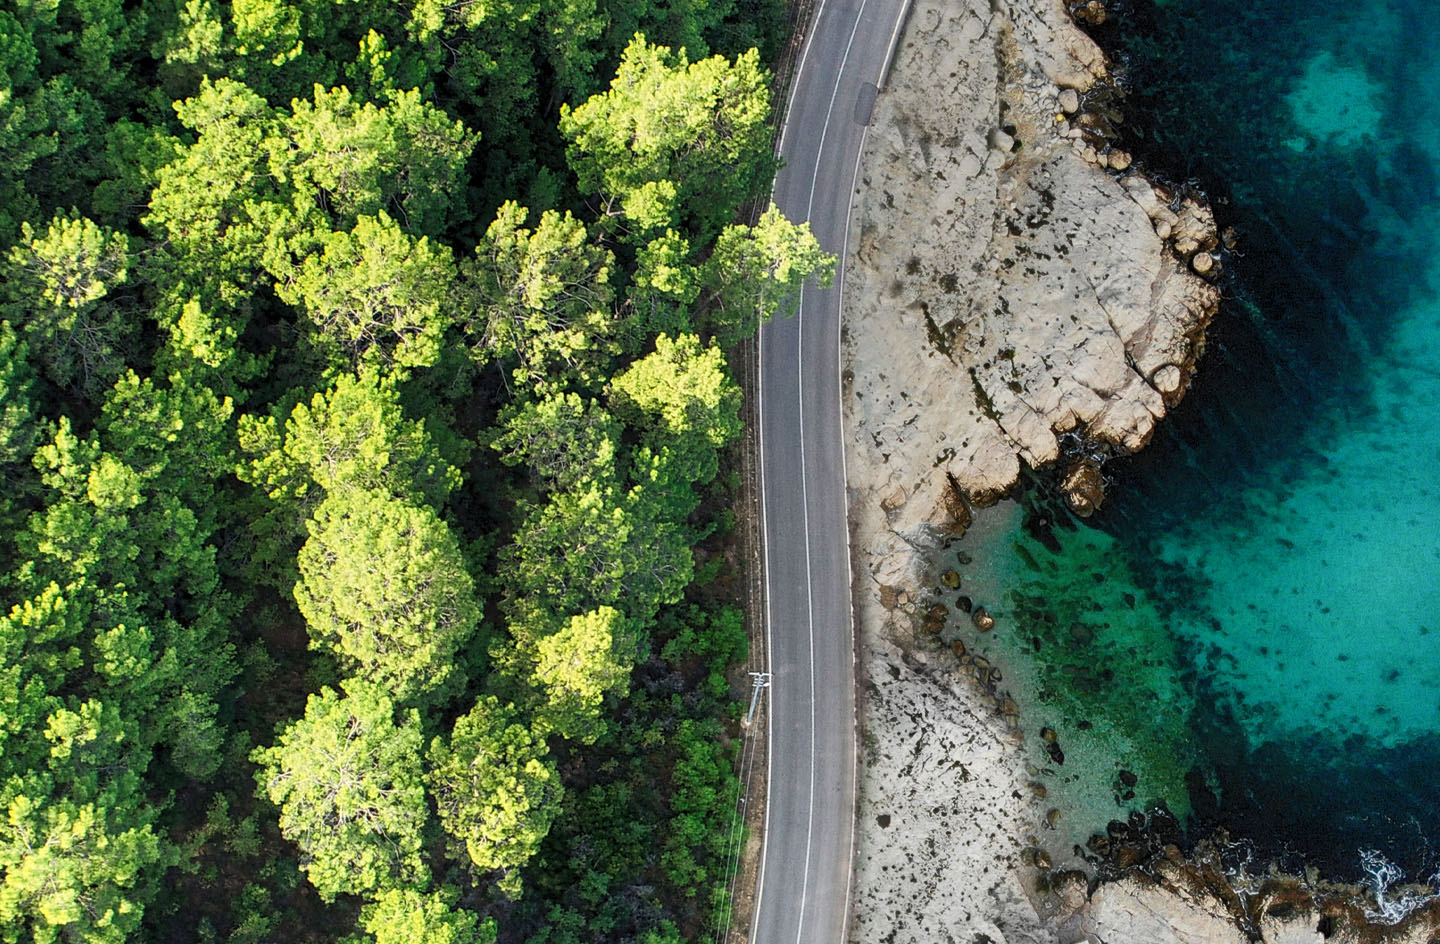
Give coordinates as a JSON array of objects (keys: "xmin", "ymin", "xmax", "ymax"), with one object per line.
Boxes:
[{"xmin": 839, "ymin": 0, "xmax": 1440, "ymax": 942}]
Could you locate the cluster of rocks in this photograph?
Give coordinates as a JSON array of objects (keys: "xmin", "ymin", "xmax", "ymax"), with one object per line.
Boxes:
[
  {"xmin": 1051, "ymin": 78, "xmax": 1230, "ymax": 278},
  {"xmin": 910, "ymin": 560, "xmax": 1013, "ymax": 701},
  {"xmin": 1035, "ymin": 814, "xmax": 1440, "ymax": 944},
  {"xmin": 1054, "ymin": 81, "xmax": 1133, "ymax": 172},
  {"xmin": 1067, "ymin": 0, "xmax": 1108, "ymax": 26},
  {"xmin": 1120, "ymin": 174, "xmax": 1230, "ymax": 280}
]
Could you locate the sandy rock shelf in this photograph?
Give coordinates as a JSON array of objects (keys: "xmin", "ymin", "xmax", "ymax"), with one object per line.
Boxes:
[
  {"xmin": 839, "ymin": 0, "xmax": 1440, "ymax": 942},
  {"xmin": 838, "ymin": 0, "xmax": 1240, "ymax": 941},
  {"xmin": 845, "ymin": 0, "xmax": 1219, "ymax": 531}
]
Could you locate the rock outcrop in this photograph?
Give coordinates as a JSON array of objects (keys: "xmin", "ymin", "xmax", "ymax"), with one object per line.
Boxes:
[
  {"xmin": 841, "ymin": 3, "xmax": 1440, "ymax": 944},
  {"xmin": 843, "ymin": 0, "xmax": 1220, "ymax": 552},
  {"xmin": 843, "ymin": 0, "xmax": 1226, "ymax": 942}
]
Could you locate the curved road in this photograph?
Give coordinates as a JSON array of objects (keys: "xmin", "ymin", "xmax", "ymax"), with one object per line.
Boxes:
[{"xmin": 751, "ymin": 2, "xmax": 910, "ymax": 942}]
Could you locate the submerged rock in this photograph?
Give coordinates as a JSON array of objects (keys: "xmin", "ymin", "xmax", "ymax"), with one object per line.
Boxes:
[
  {"xmin": 942, "ymin": 473, "xmax": 974, "ymax": 534},
  {"xmin": 1072, "ymin": 1, "xmax": 1107, "ymax": 26},
  {"xmin": 973, "ymin": 607, "xmax": 996, "ymax": 631},
  {"xmin": 1062, "ymin": 458, "xmax": 1106, "ymax": 517}
]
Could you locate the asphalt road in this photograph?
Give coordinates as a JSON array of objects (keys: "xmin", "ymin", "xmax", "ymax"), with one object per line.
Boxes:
[{"xmin": 750, "ymin": 2, "xmax": 911, "ymax": 942}]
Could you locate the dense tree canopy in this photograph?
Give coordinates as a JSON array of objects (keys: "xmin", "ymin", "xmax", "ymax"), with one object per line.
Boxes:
[{"xmin": 0, "ymin": 0, "xmax": 831, "ymax": 938}]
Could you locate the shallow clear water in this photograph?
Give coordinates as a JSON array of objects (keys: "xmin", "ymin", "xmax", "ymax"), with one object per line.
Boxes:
[{"xmin": 952, "ymin": 0, "xmax": 1440, "ymax": 878}]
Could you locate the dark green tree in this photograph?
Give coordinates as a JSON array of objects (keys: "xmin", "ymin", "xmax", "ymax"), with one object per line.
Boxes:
[
  {"xmin": 1, "ymin": 211, "xmax": 132, "ymax": 394},
  {"xmin": 0, "ymin": 322, "xmax": 38, "ymax": 480}
]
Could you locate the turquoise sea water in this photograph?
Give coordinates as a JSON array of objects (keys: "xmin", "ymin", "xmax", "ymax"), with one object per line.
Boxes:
[{"xmin": 954, "ymin": 0, "xmax": 1440, "ymax": 878}]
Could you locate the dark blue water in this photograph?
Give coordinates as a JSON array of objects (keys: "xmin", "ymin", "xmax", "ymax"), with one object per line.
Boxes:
[{"xmin": 957, "ymin": 0, "xmax": 1440, "ymax": 881}]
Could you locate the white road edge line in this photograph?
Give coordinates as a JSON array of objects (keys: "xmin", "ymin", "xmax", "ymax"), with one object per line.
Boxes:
[
  {"xmin": 774, "ymin": 0, "xmax": 830, "ymax": 162},
  {"xmin": 794, "ymin": 3, "xmax": 870, "ymax": 942},
  {"xmin": 834, "ymin": 115, "xmax": 872, "ymax": 944}
]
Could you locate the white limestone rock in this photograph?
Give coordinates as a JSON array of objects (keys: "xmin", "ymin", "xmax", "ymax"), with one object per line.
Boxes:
[{"xmin": 840, "ymin": 0, "xmax": 1224, "ymax": 943}]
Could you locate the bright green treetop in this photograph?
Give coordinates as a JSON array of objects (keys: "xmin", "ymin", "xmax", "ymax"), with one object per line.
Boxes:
[
  {"xmin": 0, "ymin": 781, "xmax": 162, "ymax": 944},
  {"xmin": 701, "ymin": 204, "xmax": 834, "ymax": 347},
  {"xmin": 462, "ymin": 201, "xmax": 615, "ymax": 390},
  {"xmin": 489, "ymin": 392, "xmax": 620, "ymax": 493},
  {"xmin": 236, "ymin": 369, "xmax": 462, "ymax": 586},
  {"xmin": 559, "ymin": 34, "xmax": 773, "ymax": 240},
  {"xmin": 294, "ymin": 490, "xmax": 480, "ymax": 703},
  {"xmin": 610, "ymin": 332, "xmax": 742, "ymax": 486},
  {"xmin": 357, "ymin": 887, "xmax": 497, "ymax": 944},
  {"xmin": 425, "ymin": 697, "xmax": 561, "ymax": 894},
  {"xmin": 239, "ymin": 369, "xmax": 460, "ymax": 508},
  {"xmin": 252, "ymin": 682, "xmax": 429, "ymax": 901},
  {"xmin": 0, "ymin": 695, "xmax": 162, "ymax": 944},
  {"xmin": 280, "ymin": 85, "xmax": 476, "ymax": 238},
  {"xmin": 270, "ymin": 212, "xmax": 458, "ymax": 372},
  {"xmin": 530, "ymin": 607, "xmax": 637, "ymax": 744}
]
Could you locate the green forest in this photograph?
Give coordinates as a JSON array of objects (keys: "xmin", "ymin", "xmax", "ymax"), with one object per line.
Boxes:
[{"xmin": 0, "ymin": 1, "xmax": 831, "ymax": 941}]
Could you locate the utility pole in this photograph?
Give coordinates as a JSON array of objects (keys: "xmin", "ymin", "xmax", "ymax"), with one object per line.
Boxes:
[{"xmin": 743, "ymin": 672, "xmax": 772, "ymax": 727}]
